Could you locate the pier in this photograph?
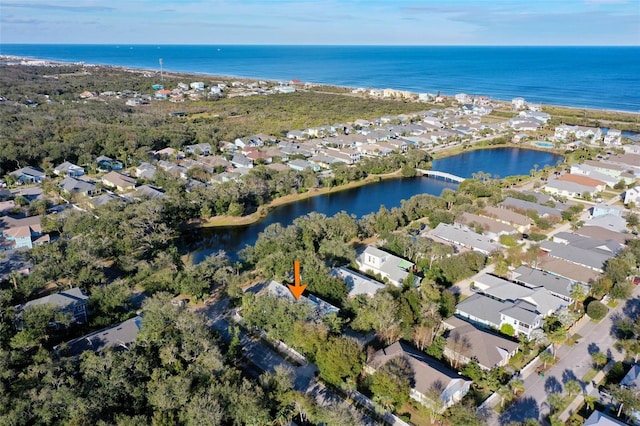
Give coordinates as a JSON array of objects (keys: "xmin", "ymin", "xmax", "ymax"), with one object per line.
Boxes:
[{"xmin": 416, "ymin": 169, "xmax": 466, "ymax": 183}]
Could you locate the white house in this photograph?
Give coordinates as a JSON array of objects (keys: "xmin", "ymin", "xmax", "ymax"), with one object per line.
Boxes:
[
  {"xmin": 355, "ymin": 246, "xmax": 415, "ymax": 287},
  {"xmin": 624, "ymin": 186, "xmax": 640, "ymax": 205}
]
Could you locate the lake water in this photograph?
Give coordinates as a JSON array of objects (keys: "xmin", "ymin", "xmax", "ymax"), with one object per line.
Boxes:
[{"xmin": 189, "ymin": 147, "xmax": 562, "ymax": 261}]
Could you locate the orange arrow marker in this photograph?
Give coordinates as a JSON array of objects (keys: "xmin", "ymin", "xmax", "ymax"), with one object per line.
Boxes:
[{"xmin": 287, "ymin": 260, "xmax": 307, "ymax": 300}]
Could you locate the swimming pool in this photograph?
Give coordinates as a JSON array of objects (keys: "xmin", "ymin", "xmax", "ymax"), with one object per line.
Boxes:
[{"xmin": 534, "ymin": 141, "xmax": 554, "ymax": 148}]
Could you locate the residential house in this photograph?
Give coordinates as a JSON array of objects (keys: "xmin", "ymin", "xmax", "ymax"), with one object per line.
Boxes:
[
  {"xmin": 536, "ymin": 256, "xmax": 601, "ymax": 287},
  {"xmin": 96, "ymin": 156, "xmax": 123, "ymax": 172},
  {"xmin": 603, "ymin": 129, "xmax": 622, "ymax": 146},
  {"xmin": 454, "ymin": 212, "xmax": 517, "ymax": 240},
  {"xmin": 511, "ymin": 265, "xmax": 574, "ymax": 302},
  {"xmin": 624, "ymin": 186, "xmax": 640, "ymax": 205},
  {"xmin": 135, "ymin": 162, "xmax": 157, "ymax": 180},
  {"xmin": 102, "ymin": 171, "xmax": 136, "ymax": 192},
  {"xmin": 184, "ymin": 143, "xmax": 212, "ymax": 156},
  {"xmin": 606, "ymin": 153, "xmax": 640, "ymax": 174},
  {"xmin": 539, "ymin": 240, "xmax": 614, "ymax": 272},
  {"xmin": 133, "ymin": 185, "xmax": 164, "ymax": 199},
  {"xmin": 554, "ymin": 125, "xmax": 602, "ymax": 143},
  {"xmin": 501, "ymin": 197, "xmax": 563, "ymax": 220},
  {"xmin": 591, "ymin": 204, "xmax": 623, "ymax": 218},
  {"xmin": 429, "ymin": 223, "xmax": 502, "ymax": 255},
  {"xmin": 0, "ymin": 215, "xmax": 48, "ymax": 249},
  {"xmin": 355, "ymin": 246, "xmax": 415, "ymax": 287},
  {"xmin": 330, "ymin": 266, "xmax": 385, "ymax": 297},
  {"xmin": 288, "ymin": 159, "xmax": 319, "ymax": 172},
  {"xmin": 443, "ymin": 317, "xmax": 520, "ymax": 370},
  {"xmin": 16, "ymin": 287, "xmax": 89, "ymax": 325},
  {"xmin": 511, "ymin": 97, "xmax": 526, "ymax": 109},
  {"xmin": 454, "ymin": 93, "xmax": 473, "ymax": 104},
  {"xmin": 544, "ymin": 179, "xmax": 601, "ymax": 199},
  {"xmin": 59, "ymin": 176, "xmax": 100, "ymax": 197},
  {"xmin": 230, "ymin": 154, "xmax": 254, "ymax": 169},
  {"xmin": 57, "ymin": 315, "xmax": 142, "ymax": 357},
  {"xmin": 558, "ymin": 174, "xmax": 607, "ymax": 192},
  {"xmin": 89, "ymin": 193, "xmax": 121, "ymax": 209},
  {"xmin": 263, "ymin": 280, "xmax": 339, "ymax": 319},
  {"xmin": 583, "ymin": 213, "xmax": 628, "ymax": 233},
  {"xmin": 481, "ymin": 206, "xmax": 533, "ymax": 233},
  {"xmin": 365, "ymin": 341, "xmax": 471, "ymax": 410},
  {"xmin": 53, "ymin": 161, "xmax": 85, "ymax": 177},
  {"xmin": 9, "ymin": 167, "xmax": 45, "ymax": 185},
  {"xmin": 570, "ymin": 164, "xmax": 619, "ymax": 187},
  {"xmin": 575, "ymin": 225, "xmax": 631, "ymax": 247},
  {"xmin": 583, "ymin": 410, "xmax": 628, "ymax": 426}
]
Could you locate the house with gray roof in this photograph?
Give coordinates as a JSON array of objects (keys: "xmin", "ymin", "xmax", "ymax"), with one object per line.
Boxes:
[
  {"xmin": 330, "ymin": 266, "xmax": 385, "ymax": 297},
  {"xmin": 536, "ymin": 256, "xmax": 601, "ymax": 286},
  {"xmin": 583, "ymin": 214, "xmax": 629, "ymax": 233},
  {"xmin": 9, "ymin": 166, "xmax": 45, "ymax": 185},
  {"xmin": 184, "ymin": 143, "xmax": 212, "ymax": 156},
  {"xmin": 501, "ymin": 197, "xmax": 562, "ymax": 219},
  {"xmin": 355, "ymin": 246, "xmax": 415, "ymax": 287},
  {"xmin": 56, "ymin": 315, "xmax": 142, "ymax": 357},
  {"xmin": 59, "ymin": 176, "xmax": 100, "ymax": 197},
  {"xmin": 443, "ymin": 317, "xmax": 519, "ymax": 370},
  {"xmin": 540, "ymin": 240, "xmax": 613, "ymax": 272},
  {"xmin": 263, "ymin": 280, "xmax": 339, "ymax": 319},
  {"xmin": 89, "ymin": 193, "xmax": 122, "ymax": 209},
  {"xmin": 54, "ymin": 161, "xmax": 85, "ymax": 177},
  {"xmin": 552, "ymin": 232, "xmax": 622, "ymax": 255},
  {"xmin": 575, "ymin": 225, "xmax": 632, "ymax": 246},
  {"xmin": 16, "ymin": 287, "xmax": 88, "ymax": 324},
  {"xmin": 133, "ymin": 184, "xmax": 164, "ymax": 199},
  {"xmin": 544, "ymin": 179, "xmax": 600, "ymax": 199},
  {"xmin": 135, "ymin": 162, "xmax": 157, "ymax": 180},
  {"xmin": 429, "ymin": 223, "xmax": 501, "ymax": 255},
  {"xmin": 230, "ymin": 154, "xmax": 254, "ymax": 169},
  {"xmin": 365, "ymin": 340, "xmax": 471, "ymax": 411},
  {"xmin": 102, "ymin": 171, "xmax": 136, "ymax": 192},
  {"xmin": 288, "ymin": 159, "xmax": 320, "ymax": 172},
  {"xmin": 512, "ymin": 265, "xmax": 573, "ymax": 302}
]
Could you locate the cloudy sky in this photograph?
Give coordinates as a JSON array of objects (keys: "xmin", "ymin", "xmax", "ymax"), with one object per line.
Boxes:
[{"xmin": 1, "ymin": 0, "xmax": 639, "ymax": 45}]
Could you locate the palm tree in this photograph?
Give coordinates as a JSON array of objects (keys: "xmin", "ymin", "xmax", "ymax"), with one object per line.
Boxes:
[
  {"xmin": 591, "ymin": 351, "xmax": 607, "ymax": 368},
  {"xmin": 497, "ymin": 385, "xmax": 512, "ymax": 408},
  {"xmin": 540, "ymin": 350, "xmax": 555, "ymax": 369},
  {"xmin": 570, "ymin": 284, "xmax": 587, "ymax": 310},
  {"xmin": 510, "ymin": 379, "xmax": 525, "ymax": 396},
  {"xmin": 565, "ymin": 380, "xmax": 582, "ymax": 398}
]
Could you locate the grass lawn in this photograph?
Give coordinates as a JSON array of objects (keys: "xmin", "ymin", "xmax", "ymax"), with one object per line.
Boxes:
[
  {"xmin": 607, "ymin": 300, "xmax": 619, "ymax": 308},
  {"xmin": 582, "ymin": 368, "xmax": 599, "ymax": 384},
  {"xmin": 397, "ymin": 401, "xmax": 437, "ymax": 426},
  {"xmin": 566, "ymin": 333, "xmax": 582, "ymax": 347}
]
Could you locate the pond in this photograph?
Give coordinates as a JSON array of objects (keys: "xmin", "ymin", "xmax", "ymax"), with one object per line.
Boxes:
[{"xmin": 189, "ymin": 147, "xmax": 563, "ymax": 261}]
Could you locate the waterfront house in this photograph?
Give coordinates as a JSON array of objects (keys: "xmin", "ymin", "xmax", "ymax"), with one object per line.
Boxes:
[
  {"xmin": 53, "ymin": 161, "xmax": 85, "ymax": 177},
  {"xmin": 16, "ymin": 287, "xmax": 89, "ymax": 325},
  {"xmin": 365, "ymin": 340, "xmax": 471, "ymax": 411},
  {"xmin": 603, "ymin": 129, "xmax": 622, "ymax": 146},
  {"xmin": 101, "ymin": 171, "xmax": 136, "ymax": 192},
  {"xmin": 9, "ymin": 167, "xmax": 45, "ymax": 185},
  {"xmin": 355, "ymin": 246, "xmax": 415, "ymax": 287}
]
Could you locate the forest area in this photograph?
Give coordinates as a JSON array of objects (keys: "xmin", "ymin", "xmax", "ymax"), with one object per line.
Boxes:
[{"xmin": 2, "ymin": 62, "xmax": 640, "ymax": 425}]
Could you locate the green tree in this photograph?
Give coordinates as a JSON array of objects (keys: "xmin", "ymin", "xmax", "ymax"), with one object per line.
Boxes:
[
  {"xmin": 540, "ymin": 350, "xmax": 555, "ymax": 369},
  {"xmin": 565, "ymin": 380, "xmax": 582, "ymax": 398},
  {"xmin": 315, "ymin": 336, "xmax": 364, "ymax": 387},
  {"xmin": 500, "ymin": 323, "xmax": 516, "ymax": 337},
  {"xmin": 587, "ymin": 301, "xmax": 608, "ymax": 320}
]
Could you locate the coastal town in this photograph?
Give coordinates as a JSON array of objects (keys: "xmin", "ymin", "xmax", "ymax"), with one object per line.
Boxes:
[{"xmin": 1, "ymin": 59, "xmax": 640, "ymax": 426}]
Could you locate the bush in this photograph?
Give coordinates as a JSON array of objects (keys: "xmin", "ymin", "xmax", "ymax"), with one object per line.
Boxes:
[{"xmin": 586, "ymin": 301, "xmax": 608, "ymax": 320}]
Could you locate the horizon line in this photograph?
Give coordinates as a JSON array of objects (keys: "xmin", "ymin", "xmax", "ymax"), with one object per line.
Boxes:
[{"xmin": 2, "ymin": 43, "xmax": 639, "ymax": 48}]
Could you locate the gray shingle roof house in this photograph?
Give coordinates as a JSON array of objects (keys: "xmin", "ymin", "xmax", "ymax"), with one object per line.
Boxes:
[
  {"xmin": 512, "ymin": 265, "xmax": 573, "ymax": 302},
  {"xmin": 263, "ymin": 280, "xmax": 339, "ymax": 319},
  {"xmin": 17, "ymin": 287, "xmax": 89, "ymax": 324},
  {"xmin": 54, "ymin": 161, "xmax": 85, "ymax": 177},
  {"xmin": 552, "ymin": 232, "xmax": 622, "ymax": 254},
  {"xmin": 59, "ymin": 176, "xmax": 100, "ymax": 196},
  {"xmin": 330, "ymin": 266, "xmax": 386, "ymax": 297},
  {"xmin": 536, "ymin": 256, "xmax": 601, "ymax": 285},
  {"xmin": 355, "ymin": 246, "xmax": 415, "ymax": 287},
  {"xmin": 576, "ymin": 224, "xmax": 633, "ymax": 246},
  {"xmin": 365, "ymin": 340, "xmax": 471, "ymax": 411},
  {"xmin": 540, "ymin": 240, "xmax": 613, "ymax": 272},
  {"xmin": 56, "ymin": 315, "xmax": 142, "ymax": 357},
  {"xmin": 455, "ymin": 212, "xmax": 517, "ymax": 240},
  {"xmin": 9, "ymin": 166, "xmax": 45, "ymax": 185},
  {"xmin": 501, "ymin": 197, "xmax": 562, "ymax": 219},
  {"xmin": 583, "ymin": 214, "xmax": 629, "ymax": 233},
  {"xmin": 444, "ymin": 318, "xmax": 520, "ymax": 370},
  {"xmin": 429, "ymin": 223, "xmax": 501, "ymax": 255},
  {"xmin": 583, "ymin": 410, "xmax": 628, "ymax": 426},
  {"xmin": 184, "ymin": 143, "xmax": 212, "ymax": 156}
]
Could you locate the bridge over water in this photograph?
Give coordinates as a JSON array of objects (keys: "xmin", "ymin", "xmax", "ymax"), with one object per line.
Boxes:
[{"xmin": 416, "ymin": 169, "xmax": 466, "ymax": 183}]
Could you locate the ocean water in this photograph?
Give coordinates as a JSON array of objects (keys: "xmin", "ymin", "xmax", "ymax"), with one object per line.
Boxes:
[{"xmin": 1, "ymin": 45, "xmax": 639, "ymax": 112}]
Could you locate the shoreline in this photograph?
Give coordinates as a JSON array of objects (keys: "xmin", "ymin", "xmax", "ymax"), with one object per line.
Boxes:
[
  {"xmin": 2, "ymin": 52, "xmax": 639, "ymax": 115},
  {"xmin": 200, "ymin": 169, "xmax": 405, "ymax": 228}
]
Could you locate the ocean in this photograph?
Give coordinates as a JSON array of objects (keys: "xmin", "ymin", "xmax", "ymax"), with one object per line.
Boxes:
[{"xmin": 1, "ymin": 44, "xmax": 639, "ymax": 112}]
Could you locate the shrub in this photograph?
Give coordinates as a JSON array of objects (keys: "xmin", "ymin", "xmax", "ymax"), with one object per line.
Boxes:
[
  {"xmin": 500, "ymin": 323, "xmax": 516, "ymax": 337},
  {"xmin": 586, "ymin": 301, "xmax": 608, "ymax": 320}
]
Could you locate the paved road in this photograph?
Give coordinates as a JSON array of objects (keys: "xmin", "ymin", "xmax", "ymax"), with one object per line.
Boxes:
[{"xmin": 494, "ymin": 286, "xmax": 640, "ymax": 425}]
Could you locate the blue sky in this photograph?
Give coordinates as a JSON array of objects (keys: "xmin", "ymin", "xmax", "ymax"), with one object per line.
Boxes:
[{"xmin": 1, "ymin": 0, "xmax": 639, "ymax": 45}]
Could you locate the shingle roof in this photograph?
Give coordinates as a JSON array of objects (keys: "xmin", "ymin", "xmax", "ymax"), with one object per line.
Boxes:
[
  {"xmin": 58, "ymin": 315, "xmax": 142, "ymax": 356},
  {"xmin": 445, "ymin": 322, "xmax": 519, "ymax": 369},
  {"xmin": 512, "ymin": 265, "xmax": 572, "ymax": 298},
  {"xmin": 20, "ymin": 287, "xmax": 88, "ymax": 312}
]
